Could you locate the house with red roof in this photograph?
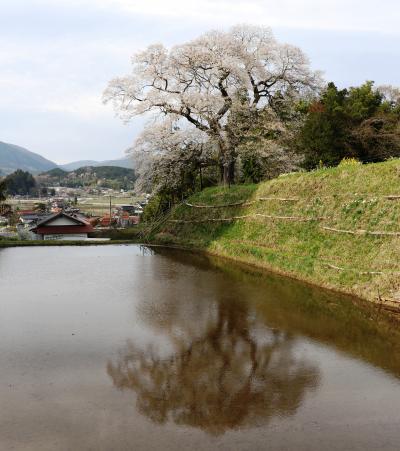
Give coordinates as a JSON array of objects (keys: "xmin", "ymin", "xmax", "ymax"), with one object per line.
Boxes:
[{"xmin": 30, "ymin": 212, "xmax": 93, "ymax": 241}]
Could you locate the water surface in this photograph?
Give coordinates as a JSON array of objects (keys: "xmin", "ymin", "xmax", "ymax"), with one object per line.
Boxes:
[{"xmin": 1, "ymin": 245, "xmax": 400, "ymax": 450}]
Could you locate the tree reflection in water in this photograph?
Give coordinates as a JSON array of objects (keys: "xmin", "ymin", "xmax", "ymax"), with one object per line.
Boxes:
[{"xmin": 107, "ymin": 272, "xmax": 320, "ymax": 435}]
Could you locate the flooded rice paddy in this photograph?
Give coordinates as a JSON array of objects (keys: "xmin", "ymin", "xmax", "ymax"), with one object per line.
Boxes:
[{"xmin": 1, "ymin": 245, "xmax": 400, "ymax": 450}]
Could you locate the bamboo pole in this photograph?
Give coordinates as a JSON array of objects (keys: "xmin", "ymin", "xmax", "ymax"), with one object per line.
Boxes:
[
  {"xmin": 168, "ymin": 214, "xmax": 323, "ymax": 223},
  {"xmin": 184, "ymin": 197, "xmax": 298, "ymax": 208}
]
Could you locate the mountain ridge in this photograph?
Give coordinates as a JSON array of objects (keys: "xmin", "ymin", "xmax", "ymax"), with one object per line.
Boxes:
[
  {"xmin": 0, "ymin": 141, "xmax": 133, "ymax": 175},
  {"xmin": 59, "ymin": 157, "xmax": 133, "ymax": 171},
  {"xmin": 0, "ymin": 141, "xmax": 57, "ymax": 175}
]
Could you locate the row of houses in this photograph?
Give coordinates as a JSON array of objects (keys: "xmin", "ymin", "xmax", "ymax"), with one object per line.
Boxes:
[
  {"xmin": 16, "ymin": 202, "xmax": 144, "ymax": 240},
  {"xmin": 5, "ymin": 196, "xmax": 148, "ymax": 240}
]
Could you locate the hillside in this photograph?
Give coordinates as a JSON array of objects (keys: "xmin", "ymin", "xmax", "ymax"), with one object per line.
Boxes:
[
  {"xmin": 43, "ymin": 168, "xmax": 68, "ymax": 177},
  {"xmin": 0, "ymin": 141, "xmax": 57, "ymax": 175},
  {"xmin": 60, "ymin": 157, "xmax": 133, "ymax": 171},
  {"xmin": 39, "ymin": 165, "xmax": 136, "ymax": 190},
  {"xmin": 73, "ymin": 166, "xmax": 133, "ymax": 178},
  {"xmin": 151, "ymin": 159, "xmax": 400, "ymax": 310}
]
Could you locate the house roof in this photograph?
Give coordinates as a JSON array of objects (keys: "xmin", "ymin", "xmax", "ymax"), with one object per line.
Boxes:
[
  {"xmin": 33, "ymin": 225, "xmax": 94, "ymax": 235},
  {"xmin": 35, "ymin": 211, "xmax": 90, "ymax": 227},
  {"xmin": 30, "ymin": 211, "xmax": 93, "ymax": 234},
  {"xmin": 19, "ymin": 210, "xmax": 37, "ymax": 215}
]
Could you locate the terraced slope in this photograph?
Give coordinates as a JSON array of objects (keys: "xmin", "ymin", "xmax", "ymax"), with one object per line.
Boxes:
[{"xmin": 153, "ymin": 160, "xmax": 400, "ymax": 309}]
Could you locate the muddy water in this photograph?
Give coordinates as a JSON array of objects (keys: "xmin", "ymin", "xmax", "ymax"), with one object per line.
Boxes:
[{"xmin": 1, "ymin": 245, "xmax": 400, "ymax": 451}]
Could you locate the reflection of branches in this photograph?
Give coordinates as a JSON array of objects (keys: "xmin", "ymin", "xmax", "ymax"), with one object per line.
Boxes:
[{"xmin": 108, "ymin": 299, "xmax": 319, "ymax": 435}]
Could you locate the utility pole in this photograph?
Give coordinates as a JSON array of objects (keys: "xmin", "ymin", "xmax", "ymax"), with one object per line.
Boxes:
[{"xmin": 109, "ymin": 195, "xmax": 112, "ymax": 229}]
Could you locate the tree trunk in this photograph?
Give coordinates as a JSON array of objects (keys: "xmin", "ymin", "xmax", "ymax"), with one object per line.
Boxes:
[
  {"xmin": 199, "ymin": 166, "xmax": 203, "ymax": 191},
  {"xmin": 222, "ymin": 161, "xmax": 235, "ymax": 187},
  {"xmin": 217, "ymin": 134, "xmax": 235, "ymax": 186},
  {"xmin": 228, "ymin": 160, "xmax": 235, "ymax": 183},
  {"xmin": 218, "ymin": 163, "xmax": 223, "ymax": 182}
]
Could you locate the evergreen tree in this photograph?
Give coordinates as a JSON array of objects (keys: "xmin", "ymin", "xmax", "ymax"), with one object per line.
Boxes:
[
  {"xmin": 0, "ymin": 179, "xmax": 6, "ymax": 202},
  {"xmin": 299, "ymin": 83, "xmax": 350, "ymax": 168},
  {"xmin": 298, "ymin": 81, "xmax": 400, "ymax": 168},
  {"xmin": 4, "ymin": 170, "xmax": 37, "ymax": 195}
]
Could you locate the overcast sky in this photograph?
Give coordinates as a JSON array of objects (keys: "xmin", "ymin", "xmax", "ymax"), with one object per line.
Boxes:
[{"xmin": 1, "ymin": 0, "xmax": 400, "ymax": 164}]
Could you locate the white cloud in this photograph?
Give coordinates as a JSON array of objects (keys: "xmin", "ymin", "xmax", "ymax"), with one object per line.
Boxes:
[
  {"xmin": 28, "ymin": 0, "xmax": 400, "ymax": 34},
  {"xmin": 0, "ymin": 37, "xmax": 138, "ymax": 119},
  {"xmin": 1, "ymin": 0, "xmax": 400, "ymax": 162}
]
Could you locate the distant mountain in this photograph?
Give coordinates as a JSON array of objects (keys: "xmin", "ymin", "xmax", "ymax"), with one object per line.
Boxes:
[
  {"xmin": 60, "ymin": 157, "xmax": 133, "ymax": 171},
  {"xmin": 59, "ymin": 160, "xmax": 98, "ymax": 171},
  {"xmin": 0, "ymin": 141, "xmax": 57, "ymax": 175},
  {"xmin": 101, "ymin": 157, "xmax": 134, "ymax": 169},
  {"xmin": 0, "ymin": 140, "xmax": 134, "ymax": 176}
]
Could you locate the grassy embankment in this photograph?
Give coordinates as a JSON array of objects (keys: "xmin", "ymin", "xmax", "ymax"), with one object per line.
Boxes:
[{"xmin": 151, "ymin": 159, "xmax": 400, "ymax": 309}]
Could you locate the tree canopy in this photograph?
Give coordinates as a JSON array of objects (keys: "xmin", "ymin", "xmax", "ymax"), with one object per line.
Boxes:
[
  {"xmin": 298, "ymin": 82, "xmax": 400, "ymax": 168},
  {"xmin": 105, "ymin": 24, "xmax": 321, "ymax": 184},
  {"xmin": 3, "ymin": 170, "xmax": 37, "ymax": 196}
]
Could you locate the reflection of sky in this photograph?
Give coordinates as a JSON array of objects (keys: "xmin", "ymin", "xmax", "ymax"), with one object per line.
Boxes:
[{"xmin": 0, "ymin": 0, "xmax": 399, "ymax": 163}]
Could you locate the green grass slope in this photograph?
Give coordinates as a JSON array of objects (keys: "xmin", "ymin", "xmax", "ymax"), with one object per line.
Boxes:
[{"xmin": 153, "ymin": 159, "xmax": 400, "ymax": 309}]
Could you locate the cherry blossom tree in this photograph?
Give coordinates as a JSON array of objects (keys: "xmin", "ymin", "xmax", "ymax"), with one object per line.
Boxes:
[
  {"xmin": 104, "ymin": 24, "xmax": 322, "ymax": 184},
  {"xmin": 131, "ymin": 118, "xmax": 216, "ymax": 197}
]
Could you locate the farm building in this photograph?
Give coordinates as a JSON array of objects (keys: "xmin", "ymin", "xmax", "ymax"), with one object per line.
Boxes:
[{"xmin": 30, "ymin": 212, "xmax": 93, "ymax": 241}]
